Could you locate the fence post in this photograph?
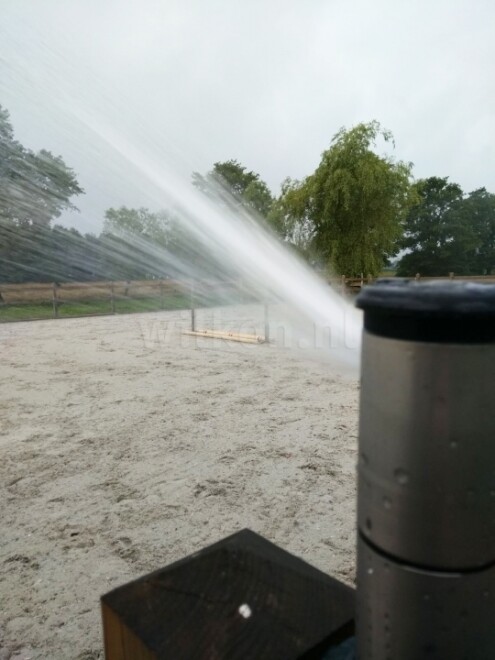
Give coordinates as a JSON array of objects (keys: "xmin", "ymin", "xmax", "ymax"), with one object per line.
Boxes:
[
  {"xmin": 160, "ymin": 282, "xmax": 165, "ymax": 310},
  {"xmin": 110, "ymin": 284, "xmax": 116, "ymax": 314},
  {"xmin": 415, "ymin": 273, "xmax": 421, "ymax": 281},
  {"xmin": 190, "ymin": 281, "xmax": 196, "ymax": 332},
  {"xmin": 264, "ymin": 303, "xmax": 270, "ymax": 343},
  {"xmin": 52, "ymin": 283, "xmax": 59, "ymax": 318}
]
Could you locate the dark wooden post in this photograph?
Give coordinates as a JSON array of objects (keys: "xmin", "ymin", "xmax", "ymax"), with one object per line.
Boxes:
[
  {"xmin": 101, "ymin": 529, "xmax": 355, "ymax": 660},
  {"xmin": 52, "ymin": 283, "xmax": 59, "ymax": 318},
  {"xmin": 190, "ymin": 281, "xmax": 195, "ymax": 332},
  {"xmin": 159, "ymin": 282, "xmax": 165, "ymax": 310}
]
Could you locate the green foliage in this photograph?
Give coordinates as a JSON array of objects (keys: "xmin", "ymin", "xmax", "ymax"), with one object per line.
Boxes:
[
  {"xmin": 102, "ymin": 205, "xmax": 237, "ymax": 281},
  {"xmin": 0, "ymin": 105, "xmax": 84, "ymax": 227},
  {"xmin": 193, "ymin": 159, "xmax": 276, "ymax": 225},
  {"xmin": 283, "ymin": 121, "xmax": 415, "ymax": 276},
  {"xmin": 460, "ymin": 188, "xmax": 495, "ymax": 275},
  {"xmin": 0, "ymin": 104, "xmax": 88, "ymax": 283},
  {"xmin": 267, "ymin": 177, "xmax": 315, "ymax": 255},
  {"xmin": 243, "ymin": 179, "xmax": 273, "ymax": 217},
  {"xmin": 103, "ymin": 206, "xmax": 172, "ymax": 246},
  {"xmin": 396, "ymin": 178, "xmax": 495, "ymax": 276}
]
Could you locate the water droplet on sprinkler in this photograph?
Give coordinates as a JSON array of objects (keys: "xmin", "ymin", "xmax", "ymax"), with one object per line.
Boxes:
[
  {"xmin": 394, "ymin": 468, "xmax": 409, "ymax": 485},
  {"xmin": 238, "ymin": 603, "xmax": 252, "ymax": 619}
]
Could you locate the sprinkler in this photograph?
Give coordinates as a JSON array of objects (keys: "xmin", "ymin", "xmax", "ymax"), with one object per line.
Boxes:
[{"xmin": 355, "ymin": 279, "xmax": 495, "ymax": 659}]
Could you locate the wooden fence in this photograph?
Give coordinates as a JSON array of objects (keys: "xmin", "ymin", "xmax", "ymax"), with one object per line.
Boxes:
[
  {"xmin": 331, "ymin": 272, "xmax": 495, "ymax": 294},
  {"xmin": 0, "ymin": 279, "xmax": 181, "ymax": 305},
  {"xmin": 1, "ymin": 274, "xmax": 495, "ymax": 322},
  {"xmin": 0, "ymin": 279, "xmax": 252, "ymax": 322}
]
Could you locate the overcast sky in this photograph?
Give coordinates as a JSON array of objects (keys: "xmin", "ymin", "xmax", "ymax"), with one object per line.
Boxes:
[{"xmin": 1, "ymin": 0, "xmax": 494, "ymax": 232}]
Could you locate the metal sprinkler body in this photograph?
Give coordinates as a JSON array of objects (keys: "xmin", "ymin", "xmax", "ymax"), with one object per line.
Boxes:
[{"xmin": 355, "ymin": 279, "xmax": 495, "ymax": 659}]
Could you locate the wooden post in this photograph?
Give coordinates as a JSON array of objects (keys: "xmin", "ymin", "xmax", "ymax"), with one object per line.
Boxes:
[
  {"xmin": 101, "ymin": 529, "xmax": 355, "ymax": 660},
  {"xmin": 264, "ymin": 303, "xmax": 270, "ymax": 343},
  {"xmin": 190, "ymin": 281, "xmax": 195, "ymax": 332},
  {"xmin": 52, "ymin": 283, "xmax": 59, "ymax": 318},
  {"xmin": 361, "ymin": 273, "xmax": 364, "ymax": 288},
  {"xmin": 110, "ymin": 284, "xmax": 116, "ymax": 314},
  {"xmin": 415, "ymin": 273, "xmax": 421, "ymax": 281},
  {"xmin": 160, "ymin": 282, "xmax": 165, "ymax": 310}
]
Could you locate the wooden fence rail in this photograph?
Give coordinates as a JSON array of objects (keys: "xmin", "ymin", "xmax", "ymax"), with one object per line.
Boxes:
[{"xmin": 1, "ymin": 274, "xmax": 495, "ymax": 322}]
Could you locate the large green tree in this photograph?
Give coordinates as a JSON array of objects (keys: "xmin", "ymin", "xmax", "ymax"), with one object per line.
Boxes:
[
  {"xmin": 278, "ymin": 121, "xmax": 415, "ymax": 276},
  {"xmin": 1, "ymin": 104, "xmax": 86, "ymax": 282},
  {"xmin": 395, "ymin": 177, "xmax": 483, "ymax": 276},
  {"xmin": 0, "ymin": 105, "xmax": 84, "ymax": 227},
  {"xmin": 193, "ymin": 159, "xmax": 275, "ymax": 220},
  {"xmin": 103, "ymin": 206, "xmax": 172, "ymax": 246},
  {"xmin": 461, "ymin": 188, "xmax": 495, "ymax": 275}
]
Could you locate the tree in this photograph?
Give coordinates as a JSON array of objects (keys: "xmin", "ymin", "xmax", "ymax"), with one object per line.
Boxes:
[
  {"xmin": 395, "ymin": 177, "xmax": 482, "ymax": 276},
  {"xmin": 102, "ymin": 205, "xmax": 232, "ymax": 281},
  {"xmin": 0, "ymin": 105, "xmax": 86, "ymax": 282},
  {"xmin": 0, "ymin": 105, "xmax": 84, "ymax": 227},
  {"xmin": 280, "ymin": 121, "xmax": 415, "ymax": 276},
  {"xmin": 192, "ymin": 159, "xmax": 275, "ymax": 221},
  {"xmin": 462, "ymin": 188, "xmax": 495, "ymax": 275},
  {"xmin": 103, "ymin": 206, "xmax": 172, "ymax": 246},
  {"xmin": 267, "ymin": 177, "xmax": 315, "ymax": 254}
]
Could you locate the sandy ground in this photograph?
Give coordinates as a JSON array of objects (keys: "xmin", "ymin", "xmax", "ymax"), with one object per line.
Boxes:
[{"xmin": 0, "ymin": 305, "xmax": 359, "ymax": 659}]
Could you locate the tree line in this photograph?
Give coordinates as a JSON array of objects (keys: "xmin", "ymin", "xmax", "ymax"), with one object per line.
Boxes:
[{"xmin": 1, "ymin": 104, "xmax": 494, "ymax": 283}]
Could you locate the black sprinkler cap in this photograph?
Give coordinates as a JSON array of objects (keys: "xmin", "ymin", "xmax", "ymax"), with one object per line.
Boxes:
[{"xmin": 356, "ymin": 278, "xmax": 495, "ymax": 343}]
